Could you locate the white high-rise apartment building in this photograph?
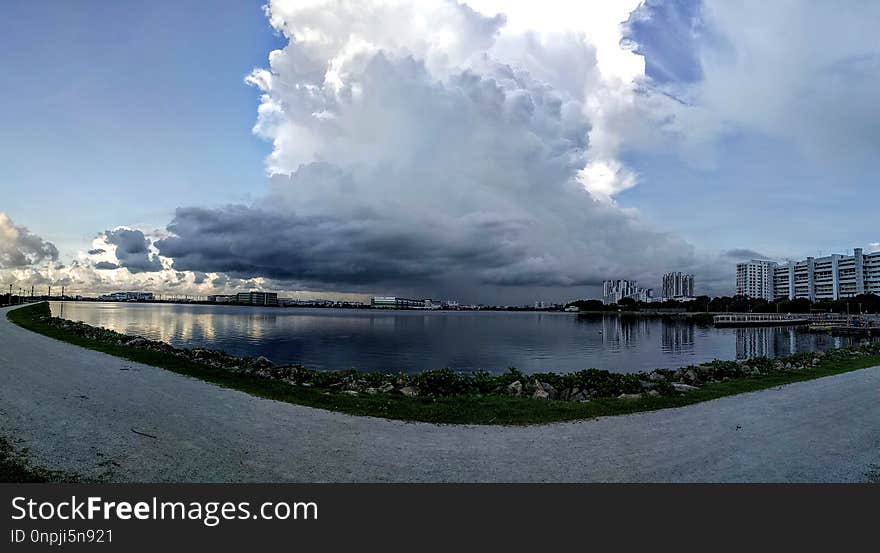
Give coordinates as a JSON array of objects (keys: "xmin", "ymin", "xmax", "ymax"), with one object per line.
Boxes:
[
  {"xmin": 738, "ymin": 248, "xmax": 880, "ymax": 301},
  {"xmin": 773, "ymin": 248, "xmax": 880, "ymax": 300},
  {"xmin": 602, "ymin": 280, "xmax": 652, "ymax": 305},
  {"xmin": 662, "ymin": 272, "xmax": 695, "ymax": 299},
  {"xmin": 736, "ymin": 260, "xmax": 776, "ymax": 300}
]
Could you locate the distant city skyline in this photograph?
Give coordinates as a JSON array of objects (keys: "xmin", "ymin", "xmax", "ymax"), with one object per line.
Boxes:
[{"xmin": 2, "ymin": 1, "xmax": 879, "ymax": 304}]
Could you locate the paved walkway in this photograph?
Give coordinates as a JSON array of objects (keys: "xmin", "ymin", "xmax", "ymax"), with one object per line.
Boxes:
[{"xmin": 1, "ymin": 304, "xmax": 879, "ymax": 482}]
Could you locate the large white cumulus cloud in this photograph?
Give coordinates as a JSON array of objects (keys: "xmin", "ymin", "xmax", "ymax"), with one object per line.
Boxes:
[{"xmin": 158, "ymin": 0, "xmax": 697, "ymax": 301}]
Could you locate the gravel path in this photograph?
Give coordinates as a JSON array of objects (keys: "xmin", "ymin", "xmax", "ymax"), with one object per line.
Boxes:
[{"xmin": 2, "ymin": 304, "xmax": 879, "ymax": 482}]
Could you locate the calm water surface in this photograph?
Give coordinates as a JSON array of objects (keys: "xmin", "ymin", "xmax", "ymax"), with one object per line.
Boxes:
[{"xmin": 50, "ymin": 302, "xmax": 875, "ymax": 374}]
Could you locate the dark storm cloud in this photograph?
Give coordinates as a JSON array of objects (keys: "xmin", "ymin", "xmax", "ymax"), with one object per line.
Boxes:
[
  {"xmin": 0, "ymin": 212, "xmax": 59, "ymax": 268},
  {"xmin": 156, "ymin": 204, "xmax": 532, "ymax": 290},
  {"xmin": 722, "ymin": 248, "xmax": 769, "ymax": 260},
  {"xmin": 94, "ymin": 261, "xmax": 119, "ymax": 270},
  {"xmin": 87, "ymin": 248, "xmax": 106, "ymax": 255},
  {"xmin": 102, "ymin": 228, "xmax": 162, "ymax": 273}
]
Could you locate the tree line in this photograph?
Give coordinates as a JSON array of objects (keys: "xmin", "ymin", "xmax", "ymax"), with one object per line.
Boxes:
[{"xmin": 567, "ymin": 293, "xmax": 880, "ymax": 314}]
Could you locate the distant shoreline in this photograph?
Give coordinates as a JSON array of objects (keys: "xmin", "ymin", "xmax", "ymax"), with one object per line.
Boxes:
[{"xmin": 46, "ymin": 298, "xmax": 730, "ymax": 317}]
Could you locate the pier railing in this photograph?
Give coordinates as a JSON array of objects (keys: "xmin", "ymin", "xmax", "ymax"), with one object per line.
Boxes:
[{"xmin": 713, "ymin": 313, "xmax": 810, "ymax": 325}]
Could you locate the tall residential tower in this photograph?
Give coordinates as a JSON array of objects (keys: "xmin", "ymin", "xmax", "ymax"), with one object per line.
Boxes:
[
  {"xmin": 736, "ymin": 260, "xmax": 777, "ymax": 300},
  {"xmin": 662, "ymin": 272, "xmax": 695, "ymax": 299}
]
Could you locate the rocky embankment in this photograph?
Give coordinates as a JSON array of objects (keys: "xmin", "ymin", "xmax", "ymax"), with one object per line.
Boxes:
[{"xmin": 45, "ymin": 312, "xmax": 880, "ymax": 403}]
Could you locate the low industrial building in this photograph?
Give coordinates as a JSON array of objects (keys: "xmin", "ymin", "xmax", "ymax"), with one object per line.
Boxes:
[
  {"xmin": 235, "ymin": 292, "xmax": 279, "ymax": 306},
  {"xmin": 371, "ymin": 296, "xmax": 425, "ymax": 309},
  {"xmin": 100, "ymin": 291, "xmax": 155, "ymax": 302}
]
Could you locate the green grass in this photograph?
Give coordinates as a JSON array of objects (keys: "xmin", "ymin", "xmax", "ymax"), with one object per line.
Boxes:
[{"xmin": 7, "ymin": 302, "xmax": 880, "ymax": 425}]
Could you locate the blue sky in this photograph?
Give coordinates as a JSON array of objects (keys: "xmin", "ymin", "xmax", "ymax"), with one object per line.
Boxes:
[
  {"xmin": 0, "ymin": 1, "xmax": 282, "ymax": 253},
  {"xmin": 1, "ymin": 0, "xmax": 878, "ymax": 301}
]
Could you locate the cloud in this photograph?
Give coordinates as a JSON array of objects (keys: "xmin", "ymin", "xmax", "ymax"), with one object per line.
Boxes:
[
  {"xmin": 94, "ymin": 261, "xmax": 120, "ymax": 270},
  {"xmin": 722, "ymin": 249, "xmax": 769, "ymax": 261},
  {"xmin": 155, "ymin": 0, "xmax": 702, "ymax": 302},
  {"xmin": 621, "ymin": 0, "xmax": 880, "ymax": 166},
  {"xmin": 0, "ymin": 212, "xmax": 59, "ymax": 268},
  {"xmin": 697, "ymin": 0, "xmax": 880, "ymax": 162},
  {"xmin": 100, "ymin": 228, "xmax": 163, "ymax": 274},
  {"xmin": 87, "ymin": 248, "xmax": 106, "ymax": 255}
]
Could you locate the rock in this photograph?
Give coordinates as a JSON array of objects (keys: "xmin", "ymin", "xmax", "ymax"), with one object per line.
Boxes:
[
  {"xmin": 648, "ymin": 371, "xmax": 666, "ymax": 382},
  {"xmin": 529, "ymin": 381, "xmax": 555, "ymax": 400},
  {"xmin": 538, "ymin": 381, "xmax": 557, "ymax": 400},
  {"xmin": 127, "ymin": 337, "xmax": 148, "ymax": 347},
  {"xmin": 617, "ymin": 393, "xmax": 642, "ymax": 400},
  {"xmin": 645, "ymin": 390, "xmax": 660, "ymax": 397},
  {"xmin": 815, "ymin": 351, "xmax": 826, "ymax": 358},
  {"xmin": 399, "ymin": 386, "xmax": 420, "ymax": 398},
  {"xmin": 671, "ymin": 382, "xmax": 699, "ymax": 392},
  {"xmin": 377, "ymin": 383, "xmax": 394, "ymax": 394},
  {"xmin": 571, "ymin": 390, "xmax": 590, "ymax": 402},
  {"xmin": 506, "ymin": 381, "xmax": 523, "ymax": 397},
  {"xmin": 639, "ymin": 380, "xmax": 656, "ymax": 390},
  {"xmin": 812, "ymin": 358, "xmax": 821, "ymax": 366},
  {"xmin": 365, "ymin": 387, "xmax": 378, "ymax": 395},
  {"xmin": 254, "ymin": 356, "xmax": 274, "ymax": 368},
  {"xmin": 685, "ymin": 369, "xmax": 698, "ymax": 382}
]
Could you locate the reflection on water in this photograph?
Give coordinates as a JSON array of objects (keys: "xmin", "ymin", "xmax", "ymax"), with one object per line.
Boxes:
[
  {"xmin": 50, "ymin": 302, "xmax": 877, "ymax": 375},
  {"xmin": 662, "ymin": 321, "xmax": 695, "ymax": 355},
  {"xmin": 733, "ymin": 326, "xmax": 846, "ymax": 360}
]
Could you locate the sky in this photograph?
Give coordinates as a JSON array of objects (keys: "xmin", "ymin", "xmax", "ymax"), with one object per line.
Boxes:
[{"xmin": 1, "ymin": 0, "xmax": 878, "ymax": 304}]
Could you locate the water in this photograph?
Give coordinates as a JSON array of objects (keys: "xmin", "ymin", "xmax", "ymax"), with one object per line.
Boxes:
[{"xmin": 50, "ymin": 302, "xmax": 875, "ymax": 375}]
